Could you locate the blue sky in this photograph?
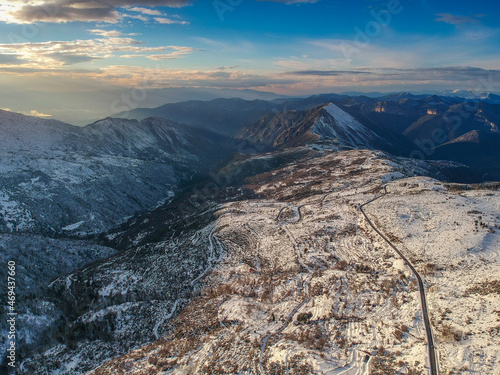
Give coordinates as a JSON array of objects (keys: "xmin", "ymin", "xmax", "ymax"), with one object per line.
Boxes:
[{"xmin": 0, "ymin": 0, "xmax": 499, "ymax": 122}]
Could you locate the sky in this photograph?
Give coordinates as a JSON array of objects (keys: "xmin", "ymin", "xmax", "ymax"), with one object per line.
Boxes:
[{"xmin": 0, "ymin": 0, "xmax": 500, "ymax": 123}]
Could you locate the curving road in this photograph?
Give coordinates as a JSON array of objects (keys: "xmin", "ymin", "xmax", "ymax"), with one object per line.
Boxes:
[
  {"xmin": 359, "ymin": 186, "xmax": 439, "ymax": 375},
  {"xmin": 264, "ymin": 183, "xmax": 439, "ymax": 374}
]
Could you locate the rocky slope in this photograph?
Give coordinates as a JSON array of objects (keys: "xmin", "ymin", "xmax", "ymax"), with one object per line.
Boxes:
[
  {"xmin": 113, "ymin": 98, "xmax": 284, "ymax": 137},
  {"xmin": 15, "ymin": 147, "xmax": 499, "ymax": 375},
  {"xmin": 237, "ymin": 103, "xmax": 407, "ymax": 155},
  {"xmin": 0, "ymin": 111, "xmax": 233, "ymax": 236},
  {"xmin": 2, "ymin": 95, "xmax": 500, "ymax": 375},
  {"xmin": 112, "ymin": 94, "xmax": 500, "ymax": 178},
  {"xmin": 432, "ymin": 130, "xmax": 500, "ymax": 180},
  {"xmin": 0, "ymin": 109, "xmax": 234, "ymax": 373}
]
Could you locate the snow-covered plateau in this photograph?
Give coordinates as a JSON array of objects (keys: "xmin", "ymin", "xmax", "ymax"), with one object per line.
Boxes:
[{"xmin": 16, "ymin": 148, "xmax": 500, "ymax": 375}]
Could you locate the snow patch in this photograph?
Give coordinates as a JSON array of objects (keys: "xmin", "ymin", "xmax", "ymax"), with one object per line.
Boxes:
[
  {"xmin": 62, "ymin": 221, "xmax": 85, "ymax": 231},
  {"xmin": 311, "ymin": 103, "xmax": 379, "ymax": 147}
]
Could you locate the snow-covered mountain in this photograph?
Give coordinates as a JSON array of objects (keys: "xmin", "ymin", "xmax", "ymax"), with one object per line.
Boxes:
[
  {"xmin": 16, "ymin": 148, "xmax": 500, "ymax": 375},
  {"xmin": 238, "ymin": 103, "xmax": 404, "ymax": 153},
  {"xmin": 442, "ymin": 89, "xmax": 500, "ymax": 102},
  {"xmin": 312, "ymin": 103, "xmax": 381, "ymax": 147},
  {"xmin": 0, "ymin": 109, "xmax": 80, "ymax": 153},
  {"xmin": 3, "ymin": 94, "xmax": 500, "ymax": 375},
  {"xmin": 0, "ymin": 110, "xmax": 232, "ymax": 235}
]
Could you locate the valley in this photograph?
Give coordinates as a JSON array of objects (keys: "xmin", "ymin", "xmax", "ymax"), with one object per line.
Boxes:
[
  {"xmin": 1, "ymin": 92, "xmax": 499, "ymax": 374},
  {"xmin": 14, "ymin": 148, "xmax": 500, "ymax": 375},
  {"xmin": 1, "ymin": 0, "xmax": 500, "ymax": 373}
]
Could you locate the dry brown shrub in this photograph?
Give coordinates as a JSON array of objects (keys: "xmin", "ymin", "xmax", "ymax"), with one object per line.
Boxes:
[
  {"xmin": 440, "ymin": 323, "xmax": 464, "ymax": 342},
  {"xmin": 465, "ymin": 280, "xmax": 500, "ymax": 296}
]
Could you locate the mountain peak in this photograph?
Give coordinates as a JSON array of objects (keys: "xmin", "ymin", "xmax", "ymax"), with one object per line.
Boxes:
[
  {"xmin": 0, "ymin": 109, "xmax": 79, "ymax": 153},
  {"xmin": 87, "ymin": 117, "xmax": 140, "ymax": 128},
  {"xmin": 313, "ymin": 102, "xmax": 381, "ymax": 148},
  {"xmin": 239, "ymin": 103, "xmax": 386, "ymax": 152}
]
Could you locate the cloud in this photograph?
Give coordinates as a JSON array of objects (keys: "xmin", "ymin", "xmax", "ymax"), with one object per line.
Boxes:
[
  {"xmin": 0, "ymin": 64, "xmax": 297, "ymax": 91},
  {"xmin": 45, "ymin": 53, "xmax": 98, "ymax": 65},
  {"xmin": 127, "ymin": 7, "xmax": 164, "ymax": 16},
  {"xmin": 94, "ymin": 65, "xmax": 298, "ymax": 89},
  {"xmin": 0, "ymin": 36, "xmax": 195, "ymax": 67},
  {"xmin": 275, "ymin": 66, "xmax": 500, "ymax": 94},
  {"xmin": 287, "ymin": 70, "xmax": 371, "ymax": 76},
  {"xmin": 121, "ymin": 46, "xmax": 196, "ymax": 60},
  {"xmin": 1, "ymin": 107, "xmax": 52, "ymax": 117},
  {"xmin": 88, "ymin": 29, "xmax": 139, "ymax": 37},
  {"xmin": 216, "ymin": 65, "xmax": 239, "ymax": 70},
  {"xmin": 154, "ymin": 17, "xmax": 189, "ymax": 24},
  {"xmin": 0, "ymin": 0, "xmax": 193, "ymax": 24},
  {"xmin": 123, "ymin": 13, "xmax": 149, "ymax": 22},
  {"xmin": 27, "ymin": 110, "xmax": 52, "ymax": 117},
  {"xmin": 435, "ymin": 13, "xmax": 481, "ymax": 26},
  {"xmin": 0, "ymin": 54, "xmax": 28, "ymax": 65},
  {"xmin": 0, "ymin": 66, "xmax": 101, "ymax": 74},
  {"xmin": 297, "ymin": 27, "xmax": 499, "ymax": 71},
  {"xmin": 377, "ymin": 66, "xmax": 500, "ymax": 83},
  {"xmin": 2, "ymin": 63, "xmax": 499, "ymax": 113}
]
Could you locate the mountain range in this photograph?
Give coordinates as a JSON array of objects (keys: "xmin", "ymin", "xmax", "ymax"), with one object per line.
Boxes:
[
  {"xmin": 2, "ymin": 90, "xmax": 500, "ymax": 237},
  {"xmin": 239, "ymin": 103, "xmax": 394, "ymax": 153},
  {"xmin": 0, "ymin": 110, "xmax": 233, "ymax": 235},
  {"xmin": 1, "ymin": 91, "xmax": 500, "ymax": 374},
  {"xmin": 116, "ymin": 92, "xmax": 500, "ymax": 178}
]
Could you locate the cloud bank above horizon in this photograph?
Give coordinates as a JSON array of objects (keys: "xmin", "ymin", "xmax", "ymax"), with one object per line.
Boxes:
[{"xmin": 0, "ymin": 0, "xmax": 499, "ymax": 122}]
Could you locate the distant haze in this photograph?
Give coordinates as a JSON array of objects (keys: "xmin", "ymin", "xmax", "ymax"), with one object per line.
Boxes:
[{"xmin": 1, "ymin": 1, "xmax": 500, "ymax": 123}]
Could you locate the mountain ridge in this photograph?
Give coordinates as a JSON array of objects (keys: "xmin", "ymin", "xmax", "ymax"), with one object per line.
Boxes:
[
  {"xmin": 238, "ymin": 103, "xmax": 410, "ymax": 155},
  {"xmin": 0, "ymin": 110, "xmax": 234, "ymax": 235}
]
